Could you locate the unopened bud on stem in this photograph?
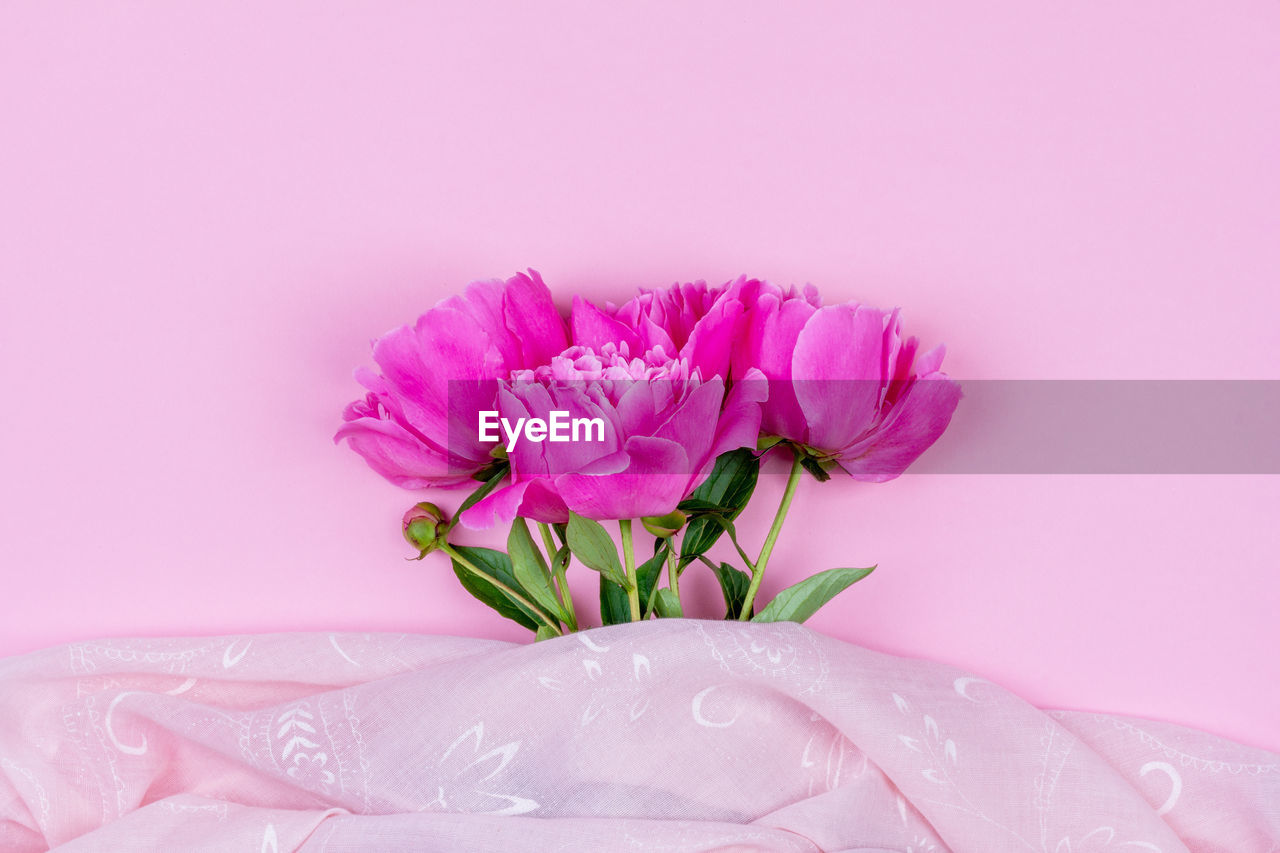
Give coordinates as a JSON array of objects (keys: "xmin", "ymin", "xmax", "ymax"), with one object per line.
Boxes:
[
  {"xmin": 402, "ymin": 502, "xmax": 448, "ymax": 559},
  {"xmin": 641, "ymin": 509, "xmax": 687, "ymax": 539}
]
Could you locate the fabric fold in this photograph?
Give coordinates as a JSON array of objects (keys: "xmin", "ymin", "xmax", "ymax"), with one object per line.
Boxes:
[{"xmin": 0, "ymin": 621, "xmax": 1274, "ymax": 852}]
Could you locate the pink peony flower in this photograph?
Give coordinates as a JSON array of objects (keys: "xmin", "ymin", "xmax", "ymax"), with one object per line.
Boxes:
[
  {"xmin": 574, "ymin": 277, "xmax": 959, "ymax": 481},
  {"xmin": 336, "ymin": 270, "xmax": 568, "ymax": 488},
  {"xmin": 570, "ymin": 280, "xmax": 749, "ymax": 381},
  {"xmin": 461, "ymin": 344, "xmax": 765, "ymax": 526},
  {"xmin": 722, "ymin": 278, "xmax": 960, "ymax": 481}
]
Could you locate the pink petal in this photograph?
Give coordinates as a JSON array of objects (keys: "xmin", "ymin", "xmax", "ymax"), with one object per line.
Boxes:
[
  {"xmin": 734, "ymin": 291, "xmax": 815, "ymax": 442},
  {"xmin": 915, "ymin": 343, "xmax": 947, "ymax": 377},
  {"xmin": 502, "ymin": 269, "xmax": 569, "ymax": 366},
  {"xmin": 613, "ymin": 379, "xmax": 663, "ymax": 437},
  {"xmin": 503, "ymin": 384, "xmax": 625, "ymax": 478},
  {"xmin": 555, "ymin": 436, "xmax": 690, "ymax": 520},
  {"xmin": 459, "ymin": 478, "xmax": 570, "ymax": 529},
  {"xmin": 441, "ymin": 278, "xmax": 522, "ymax": 366},
  {"xmin": 837, "ymin": 374, "xmax": 961, "ymax": 481},
  {"xmin": 635, "ymin": 311, "xmax": 678, "ymax": 356},
  {"xmin": 793, "ymin": 304, "xmax": 887, "ymax": 451},
  {"xmin": 706, "ymin": 368, "xmax": 767, "ymax": 463},
  {"xmin": 571, "ymin": 296, "xmax": 642, "ymax": 354},
  {"xmin": 371, "ymin": 309, "xmax": 503, "ymax": 462},
  {"xmin": 493, "ymin": 385, "xmax": 546, "ymax": 477},
  {"xmin": 653, "ymin": 380, "xmax": 724, "ymax": 469},
  {"xmin": 333, "ymin": 419, "xmax": 467, "ymax": 489},
  {"xmin": 683, "ymin": 296, "xmax": 744, "ymax": 380}
]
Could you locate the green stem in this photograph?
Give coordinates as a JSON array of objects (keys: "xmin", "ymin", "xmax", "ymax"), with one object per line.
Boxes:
[
  {"xmin": 440, "ymin": 542, "xmax": 563, "ymax": 636},
  {"xmin": 665, "ymin": 543, "xmax": 684, "ymax": 617},
  {"xmin": 619, "ymin": 519, "xmax": 641, "ymax": 621},
  {"xmin": 739, "ymin": 451, "xmax": 804, "ymax": 620},
  {"xmin": 539, "ymin": 522, "xmax": 577, "ymax": 632},
  {"xmin": 536, "ymin": 521, "xmax": 559, "ymax": 559}
]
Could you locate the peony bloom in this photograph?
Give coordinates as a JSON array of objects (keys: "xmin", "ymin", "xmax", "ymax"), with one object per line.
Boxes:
[
  {"xmin": 722, "ymin": 278, "xmax": 960, "ymax": 481},
  {"xmin": 336, "ymin": 270, "xmax": 569, "ymax": 488},
  {"xmin": 571, "ymin": 280, "xmax": 748, "ymax": 380},
  {"xmin": 579, "ymin": 276, "xmax": 959, "ymax": 481},
  {"xmin": 461, "ymin": 344, "xmax": 765, "ymax": 527}
]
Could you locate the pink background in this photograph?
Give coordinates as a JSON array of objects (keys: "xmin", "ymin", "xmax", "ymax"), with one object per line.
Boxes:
[{"xmin": 2, "ymin": 3, "xmax": 1277, "ymax": 751}]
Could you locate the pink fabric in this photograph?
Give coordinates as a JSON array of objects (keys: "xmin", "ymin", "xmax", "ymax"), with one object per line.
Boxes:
[{"xmin": 1, "ymin": 621, "xmax": 1275, "ymax": 852}]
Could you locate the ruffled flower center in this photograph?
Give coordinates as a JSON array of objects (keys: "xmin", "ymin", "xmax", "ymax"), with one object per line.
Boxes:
[{"xmin": 511, "ymin": 343, "xmax": 691, "ymax": 385}]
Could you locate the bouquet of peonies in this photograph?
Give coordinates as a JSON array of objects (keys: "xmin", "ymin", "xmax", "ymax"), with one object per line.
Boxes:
[{"xmin": 337, "ymin": 271, "xmax": 960, "ymax": 637}]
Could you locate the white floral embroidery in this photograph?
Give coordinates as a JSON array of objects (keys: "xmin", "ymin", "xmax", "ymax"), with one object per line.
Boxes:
[
  {"xmin": 275, "ymin": 705, "xmax": 334, "ymax": 793},
  {"xmin": 698, "ymin": 622, "xmax": 829, "ymax": 694},
  {"xmin": 423, "ymin": 723, "xmax": 537, "ymax": 816},
  {"xmin": 539, "ymin": 634, "xmax": 656, "ymax": 726}
]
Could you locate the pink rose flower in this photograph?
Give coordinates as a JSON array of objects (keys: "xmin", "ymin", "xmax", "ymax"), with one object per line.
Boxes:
[
  {"xmin": 336, "ymin": 270, "xmax": 568, "ymax": 488},
  {"xmin": 461, "ymin": 344, "xmax": 765, "ymax": 527},
  {"xmin": 723, "ymin": 278, "xmax": 960, "ymax": 481}
]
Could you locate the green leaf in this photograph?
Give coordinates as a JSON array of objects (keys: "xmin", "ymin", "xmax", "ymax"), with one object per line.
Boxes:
[
  {"xmin": 507, "ymin": 519, "xmax": 566, "ymax": 622},
  {"xmin": 710, "ymin": 561, "xmax": 752, "ymax": 619},
  {"xmin": 448, "ymin": 463, "xmax": 510, "ymax": 530},
  {"xmin": 753, "ymin": 566, "xmax": 876, "ymax": 624},
  {"xmin": 533, "ymin": 624, "xmax": 558, "ymax": 642},
  {"xmin": 679, "ymin": 449, "xmax": 760, "ymax": 565},
  {"xmin": 565, "ymin": 513, "xmax": 628, "ymax": 587},
  {"xmin": 653, "ymin": 588, "xmax": 683, "ymax": 618},
  {"xmin": 684, "ymin": 448, "xmax": 760, "ymax": 515},
  {"xmin": 674, "ymin": 498, "xmax": 726, "ymax": 514},
  {"xmin": 682, "ymin": 512, "xmax": 758, "ymax": 573},
  {"xmin": 449, "ymin": 545, "xmax": 546, "ymax": 630},
  {"xmin": 599, "ymin": 575, "xmax": 631, "ymax": 626},
  {"xmin": 637, "ymin": 543, "xmax": 669, "ymax": 617}
]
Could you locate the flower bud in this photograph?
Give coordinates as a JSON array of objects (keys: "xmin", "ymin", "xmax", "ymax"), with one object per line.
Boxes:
[
  {"xmin": 641, "ymin": 509, "xmax": 687, "ymax": 539},
  {"xmin": 402, "ymin": 502, "xmax": 448, "ymax": 559}
]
